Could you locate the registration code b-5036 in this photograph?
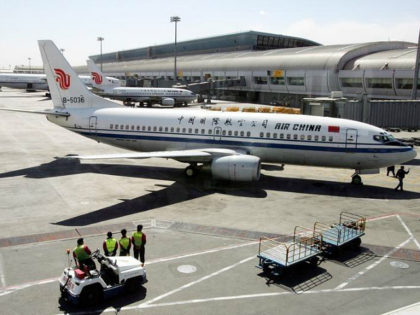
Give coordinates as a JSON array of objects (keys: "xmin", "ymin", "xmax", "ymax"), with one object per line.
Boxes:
[{"xmin": 62, "ymin": 96, "xmax": 85, "ymax": 104}]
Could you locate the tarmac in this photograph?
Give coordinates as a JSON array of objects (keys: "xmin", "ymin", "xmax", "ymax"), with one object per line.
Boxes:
[{"xmin": 0, "ymin": 88, "xmax": 419, "ymax": 314}]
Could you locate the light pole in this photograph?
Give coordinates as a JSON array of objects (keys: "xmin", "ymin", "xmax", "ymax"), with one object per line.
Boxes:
[
  {"xmin": 28, "ymin": 57, "xmax": 31, "ymax": 73},
  {"xmin": 170, "ymin": 16, "xmax": 181, "ymax": 83},
  {"xmin": 97, "ymin": 36, "xmax": 104, "ymax": 71}
]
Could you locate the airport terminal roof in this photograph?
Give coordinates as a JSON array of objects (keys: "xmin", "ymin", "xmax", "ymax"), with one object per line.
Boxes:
[
  {"xmin": 89, "ymin": 31, "xmax": 321, "ymax": 64},
  {"xmin": 78, "ymin": 41, "xmax": 415, "ymax": 74}
]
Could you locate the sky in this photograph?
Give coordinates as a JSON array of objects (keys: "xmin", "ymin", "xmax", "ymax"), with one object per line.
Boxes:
[{"xmin": 1, "ymin": 0, "xmax": 419, "ymax": 68}]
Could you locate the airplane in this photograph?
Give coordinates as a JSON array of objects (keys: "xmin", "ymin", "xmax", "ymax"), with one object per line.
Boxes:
[
  {"xmin": 86, "ymin": 59, "xmax": 196, "ymax": 107},
  {"xmin": 0, "ymin": 72, "xmax": 114, "ymax": 92},
  {"xmin": 0, "ymin": 40, "xmax": 416, "ymax": 186}
]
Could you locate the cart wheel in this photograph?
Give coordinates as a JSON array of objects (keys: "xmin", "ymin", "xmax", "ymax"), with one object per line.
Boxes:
[
  {"xmin": 352, "ymin": 237, "xmax": 362, "ymax": 250},
  {"xmin": 309, "ymin": 256, "xmax": 319, "ymax": 266},
  {"xmin": 262, "ymin": 263, "xmax": 271, "ymax": 276},
  {"xmin": 79, "ymin": 284, "xmax": 103, "ymax": 306}
]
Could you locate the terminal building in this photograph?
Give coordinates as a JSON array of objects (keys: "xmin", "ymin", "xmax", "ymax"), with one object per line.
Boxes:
[{"xmin": 75, "ymin": 31, "xmax": 419, "ymax": 105}]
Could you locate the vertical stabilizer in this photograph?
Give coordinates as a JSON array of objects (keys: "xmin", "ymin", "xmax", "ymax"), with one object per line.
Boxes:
[
  {"xmin": 38, "ymin": 40, "xmax": 118, "ymax": 109},
  {"xmin": 87, "ymin": 59, "xmax": 120, "ymax": 93}
]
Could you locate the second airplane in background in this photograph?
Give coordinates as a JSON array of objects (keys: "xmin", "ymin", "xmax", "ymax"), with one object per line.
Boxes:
[{"xmin": 87, "ymin": 59, "xmax": 196, "ymax": 107}]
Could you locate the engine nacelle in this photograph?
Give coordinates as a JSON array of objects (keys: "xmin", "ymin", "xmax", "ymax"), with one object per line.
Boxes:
[
  {"xmin": 162, "ymin": 98, "xmax": 175, "ymax": 106},
  {"xmin": 211, "ymin": 155, "xmax": 261, "ymax": 181}
]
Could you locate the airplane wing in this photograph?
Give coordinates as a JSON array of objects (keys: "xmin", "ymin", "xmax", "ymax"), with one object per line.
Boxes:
[
  {"xmin": 66, "ymin": 148, "xmax": 245, "ymax": 161},
  {"xmin": 0, "ymin": 108, "xmax": 70, "ymax": 116}
]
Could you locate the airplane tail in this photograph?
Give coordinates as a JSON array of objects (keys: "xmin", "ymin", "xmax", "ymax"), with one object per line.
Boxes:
[
  {"xmin": 38, "ymin": 40, "xmax": 118, "ymax": 109},
  {"xmin": 86, "ymin": 59, "xmax": 120, "ymax": 93}
]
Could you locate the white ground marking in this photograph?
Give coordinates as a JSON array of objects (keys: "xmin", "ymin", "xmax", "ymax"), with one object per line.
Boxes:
[
  {"xmin": 97, "ymin": 286, "xmax": 420, "ymax": 313},
  {"xmin": 0, "ymin": 253, "xmax": 5, "ymax": 287},
  {"xmin": 381, "ymin": 301, "xmax": 420, "ymax": 315},
  {"xmin": 367, "ymin": 214, "xmax": 397, "ymax": 222},
  {"xmin": 335, "ymin": 237, "xmax": 412, "ymax": 290},
  {"xmin": 0, "ymin": 277, "xmax": 57, "ymax": 297},
  {"xmin": 139, "ymin": 255, "xmax": 255, "ymax": 307},
  {"xmin": 397, "ymin": 215, "xmax": 420, "ymax": 250}
]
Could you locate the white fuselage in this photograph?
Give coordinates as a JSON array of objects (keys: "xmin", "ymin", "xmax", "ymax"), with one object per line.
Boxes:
[
  {"xmin": 107, "ymin": 87, "xmax": 196, "ymax": 105},
  {"xmin": 47, "ymin": 107, "xmax": 416, "ymax": 170}
]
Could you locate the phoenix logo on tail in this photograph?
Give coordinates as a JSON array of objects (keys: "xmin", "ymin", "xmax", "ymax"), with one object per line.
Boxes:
[
  {"xmin": 54, "ymin": 68, "xmax": 71, "ymax": 89},
  {"xmin": 91, "ymin": 72, "xmax": 103, "ymax": 84}
]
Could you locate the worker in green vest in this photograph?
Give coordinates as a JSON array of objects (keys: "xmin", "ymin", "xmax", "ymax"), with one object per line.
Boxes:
[
  {"xmin": 132, "ymin": 224, "xmax": 146, "ymax": 266},
  {"xmin": 73, "ymin": 238, "xmax": 95, "ymax": 271},
  {"xmin": 103, "ymin": 231, "xmax": 118, "ymax": 256},
  {"xmin": 119, "ymin": 229, "xmax": 131, "ymax": 256}
]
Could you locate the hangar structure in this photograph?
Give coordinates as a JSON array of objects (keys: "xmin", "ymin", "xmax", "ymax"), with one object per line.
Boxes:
[{"xmin": 77, "ymin": 31, "xmax": 419, "ymax": 104}]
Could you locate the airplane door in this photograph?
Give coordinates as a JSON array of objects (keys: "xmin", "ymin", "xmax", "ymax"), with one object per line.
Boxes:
[
  {"xmin": 89, "ymin": 116, "xmax": 97, "ymax": 136},
  {"xmin": 213, "ymin": 127, "xmax": 222, "ymax": 141},
  {"xmin": 345, "ymin": 128, "xmax": 357, "ymax": 150}
]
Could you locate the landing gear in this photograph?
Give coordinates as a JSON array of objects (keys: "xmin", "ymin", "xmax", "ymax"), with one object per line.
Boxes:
[
  {"xmin": 351, "ymin": 173, "xmax": 363, "ymax": 185},
  {"xmin": 185, "ymin": 164, "xmax": 199, "ymax": 177}
]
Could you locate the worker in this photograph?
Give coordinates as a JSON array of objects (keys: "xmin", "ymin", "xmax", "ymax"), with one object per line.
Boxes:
[
  {"xmin": 119, "ymin": 229, "xmax": 131, "ymax": 256},
  {"xmin": 103, "ymin": 231, "xmax": 118, "ymax": 256},
  {"xmin": 387, "ymin": 165, "xmax": 395, "ymax": 177},
  {"xmin": 395, "ymin": 166, "xmax": 410, "ymax": 191},
  {"xmin": 132, "ymin": 224, "xmax": 146, "ymax": 266},
  {"xmin": 73, "ymin": 238, "xmax": 95, "ymax": 271}
]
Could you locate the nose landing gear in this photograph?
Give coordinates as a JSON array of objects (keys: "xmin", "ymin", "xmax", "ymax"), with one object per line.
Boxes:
[{"xmin": 351, "ymin": 173, "xmax": 363, "ymax": 185}]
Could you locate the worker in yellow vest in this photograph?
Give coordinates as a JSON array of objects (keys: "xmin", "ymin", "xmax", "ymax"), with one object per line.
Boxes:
[
  {"xmin": 119, "ymin": 229, "xmax": 131, "ymax": 256},
  {"xmin": 103, "ymin": 231, "xmax": 118, "ymax": 256},
  {"xmin": 131, "ymin": 224, "xmax": 146, "ymax": 266},
  {"xmin": 73, "ymin": 238, "xmax": 95, "ymax": 271}
]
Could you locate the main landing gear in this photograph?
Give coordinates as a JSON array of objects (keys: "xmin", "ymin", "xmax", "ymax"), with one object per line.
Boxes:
[
  {"xmin": 184, "ymin": 163, "xmax": 200, "ymax": 177},
  {"xmin": 351, "ymin": 172, "xmax": 363, "ymax": 185}
]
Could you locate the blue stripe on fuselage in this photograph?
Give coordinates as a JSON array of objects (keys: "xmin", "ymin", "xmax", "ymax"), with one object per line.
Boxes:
[{"xmin": 72, "ymin": 128, "xmax": 412, "ymax": 154}]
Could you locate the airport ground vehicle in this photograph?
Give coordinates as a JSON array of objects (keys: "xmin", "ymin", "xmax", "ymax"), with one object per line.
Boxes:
[
  {"xmin": 257, "ymin": 226, "xmax": 323, "ymax": 276},
  {"xmin": 314, "ymin": 211, "xmax": 366, "ymax": 256},
  {"xmin": 59, "ymin": 249, "xmax": 147, "ymax": 306}
]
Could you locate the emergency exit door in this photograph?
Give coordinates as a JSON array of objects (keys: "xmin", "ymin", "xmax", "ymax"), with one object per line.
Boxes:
[{"xmin": 345, "ymin": 128, "xmax": 357, "ymax": 150}]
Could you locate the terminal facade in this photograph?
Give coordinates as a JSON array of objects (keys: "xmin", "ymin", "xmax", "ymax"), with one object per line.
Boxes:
[{"xmin": 77, "ymin": 31, "xmax": 419, "ymax": 104}]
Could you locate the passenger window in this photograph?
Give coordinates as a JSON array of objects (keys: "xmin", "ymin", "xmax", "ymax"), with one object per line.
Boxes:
[
  {"xmin": 153, "ymin": 126, "xmax": 157, "ymax": 132},
  {"xmin": 182, "ymin": 128, "xmax": 186, "ymax": 133},
  {"xmin": 228, "ymin": 130, "xmax": 232, "ymax": 136},
  {"xmin": 293, "ymin": 134, "xmax": 298, "ymax": 140},
  {"xmin": 131, "ymin": 125, "xmax": 135, "ymax": 130},
  {"xmin": 240, "ymin": 131, "xmax": 244, "ymax": 137},
  {"xmin": 137, "ymin": 126, "xmax": 140, "ymax": 131},
  {"xmin": 170, "ymin": 127, "xmax": 174, "ymax": 132},
  {"xmin": 142, "ymin": 126, "xmax": 146, "ymax": 131},
  {"xmin": 195, "ymin": 129, "xmax": 199, "ymax": 134},
  {"xmin": 300, "ymin": 134, "xmax": 305, "ymax": 140},
  {"xmin": 314, "ymin": 135, "xmax": 319, "ymax": 141},
  {"xmin": 260, "ymin": 132, "xmax": 264, "ymax": 138},
  {"xmin": 159, "ymin": 127, "xmax": 163, "ymax": 132},
  {"xmin": 188, "ymin": 128, "xmax": 192, "ymax": 133},
  {"xmin": 322, "ymin": 136, "xmax": 326, "ymax": 141},
  {"xmin": 201, "ymin": 129, "xmax": 205, "ymax": 134},
  {"xmin": 234, "ymin": 131, "xmax": 238, "ymax": 136},
  {"xmin": 247, "ymin": 131, "xmax": 251, "ymax": 137},
  {"xmin": 115, "ymin": 124, "xmax": 118, "ymax": 129},
  {"xmin": 286, "ymin": 134, "xmax": 291, "ymax": 140},
  {"xmin": 280, "ymin": 133, "xmax": 284, "ymax": 139},
  {"xmin": 148, "ymin": 126, "xmax": 151, "ymax": 131},
  {"xmin": 208, "ymin": 129, "xmax": 212, "ymax": 135},
  {"xmin": 176, "ymin": 127, "xmax": 180, "ymax": 133},
  {"xmin": 222, "ymin": 130, "xmax": 226, "ymax": 136},
  {"xmin": 266, "ymin": 132, "xmax": 271, "ymax": 138},
  {"xmin": 273, "ymin": 133, "xmax": 277, "ymax": 139},
  {"xmin": 165, "ymin": 127, "xmax": 168, "ymax": 132},
  {"xmin": 110, "ymin": 124, "xmax": 113, "ymax": 129},
  {"xmin": 329, "ymin": 136, "xmax": 333, "ymax": 142},
  {"xmin": 307, "ymin": 135, "xmax": 312, "ymax": 141},
  {"xmin": 126, "ymin": 125, "xmax": 129, "ymax": 130}
]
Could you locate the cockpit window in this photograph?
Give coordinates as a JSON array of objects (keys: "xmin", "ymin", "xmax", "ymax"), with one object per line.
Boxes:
[{"xmin": 373, "ymin": 134, "xmax": 405, "ymax": 146}]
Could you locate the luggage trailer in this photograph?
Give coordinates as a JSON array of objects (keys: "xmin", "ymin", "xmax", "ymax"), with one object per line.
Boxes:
[
  {"xmin": 257, "ymin": 226, "xmax": 323, "ymax": 276},
  {"xmin": 314, "ymin": 211, "xmax": 366, "ymax": 256},
  {"xmin": 257, "ymin": 212, "xmax": 366, "ymax": 277}
]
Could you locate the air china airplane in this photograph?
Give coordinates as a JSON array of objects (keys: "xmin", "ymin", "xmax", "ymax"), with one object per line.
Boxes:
[
  {"xmin": 87, "ymin": 59, "xmax": 196, "ymax": 107},
  {"xmin": 2, "ymin": 40, "xmax": 416, "ymax": 185}
]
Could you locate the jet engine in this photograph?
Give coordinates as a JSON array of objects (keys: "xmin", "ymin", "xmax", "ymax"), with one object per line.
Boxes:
[
  {"xmin": 211, "ymin": 155, "xmax": 261, "ymax": 181},
  {"xmin": 162, "ymin": 98, "xmax": 175, "ymax": 106}
]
